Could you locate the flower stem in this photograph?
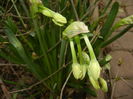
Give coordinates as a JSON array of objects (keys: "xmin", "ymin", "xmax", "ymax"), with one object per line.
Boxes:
[
  {"xmin": 74, "ymin": 36, "xmax": 83, "ymax": 64},
  {"xmin": 83, "ymin": 35, "xmax": 96, "ymax": 60},
  {"xmin": 70, "ymin": 40, "xmax": 77, "ymax": 63}
]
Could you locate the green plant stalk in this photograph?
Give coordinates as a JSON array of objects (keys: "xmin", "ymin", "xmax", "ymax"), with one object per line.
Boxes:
[
  {"xmin": 70, "ymin": 40, "xmax": 78, "ymax": 63},
  {"xmin": 58, "ymin": 39, "xmax": 67, "ymax": 92},
  {"xmin": 101, "ymin": 24, "xmax": 133, "ymax": 47},
  {"xmin": 32, "ymin": 20, "xmax": 55, "ymax": 90},
  {"xmin": 32, "ymin": 19, "xmax": 52, "ymax": 75},
  {"xmin": 49, "ymin": 25, "xmax": 57, "ymax": 69},
  {"xmin": 74, "ymin": 36, "xmax": 83, "ymax": 64},
  {"xmin": 83, "ymin": 35, "xmax": 96, "ymax": 60},
  {"xmin": 59, "ymin": 40, "xmax": 67, "ymax": 67},
  {"xmin": 30, "ymin": 2, "xmax": 52, "ymax": 74}
]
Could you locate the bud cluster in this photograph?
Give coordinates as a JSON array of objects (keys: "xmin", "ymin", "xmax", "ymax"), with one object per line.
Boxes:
[
  {"xmin": 63, "ymin": 21, "xmax": 108, "ymax": 92},
  {"xmin": 29, "ymin": 0, "xmax": 67, "ymax": 26}
]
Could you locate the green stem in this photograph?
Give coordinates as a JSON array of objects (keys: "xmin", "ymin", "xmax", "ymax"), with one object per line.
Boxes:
[
  {"xmin": 70, "ymin": 40, "xmax": 77, "ymax": 63},
  {"xmin": 83, "ymin": 35, "xmax": 96, "ymax": 60},
  {"xmin": 33, "ymin": 19, "xmax": 51, "ymax": 74},
  {"xmin": 58, "ymin": 40, "xmax": 67, "ymax": 91},
  {"xmin": 74, "ymin": 36, "xmax": 83, "ymax": 64}
]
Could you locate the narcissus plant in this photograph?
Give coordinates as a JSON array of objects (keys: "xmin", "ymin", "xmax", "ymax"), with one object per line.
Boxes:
[{"xmin": 63, "ymin": 21, "xmax": 108, "ymax": 92}]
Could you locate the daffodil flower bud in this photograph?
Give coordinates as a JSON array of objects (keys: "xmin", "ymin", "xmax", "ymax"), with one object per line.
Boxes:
[
  {"xmin": 52, "ymin": 13, "xmax": 67, "ymax": 26},
  {"xmin": 30, "ymin": 0, "xmax": 67, "ymax": 26},
  {"xmin": 38, "ymin": 6, "xmax": 67, "ymax": 26},
  {"xmin": 89, "ymin": 76, "xmax": 100, "ymax": 90},
  {"xmin": 63, "ymin": 21, "xmax": 89, "ymax": 39},
  {"xmin": 80, "ymin": 64, "xmax": 87, "ymax": 80},
  {"xmin": 82, "ymin": 52, "xmax": 90, "ymax": 65},
  {"xmin": 72, "ymin": 63, "xmax": 83, "ymax": 80},
  {"xmin": 99, "ymin": 77, "xmax": 108, "ymax": 92},
  {"xmin": 87, "ymin": 59, "xmax": 101, "ymax": 80}
]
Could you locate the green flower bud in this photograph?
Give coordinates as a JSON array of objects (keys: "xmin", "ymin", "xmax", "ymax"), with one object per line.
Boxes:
[
  {"xmin": 89, "ymin": 76, "xmax": 100, "ymax": 90},
  {"xmin": 82, "ymin": 52, "xmax": 90, "ymax": 65},
  {"xmin": 105, "ymin": 54, "xmax": 112, "ymax": 62},
  {"xmin": 63, "ymin": 21, "xmax": 89, "ymax": 39},
  {"xmin": 80, "ymin": 64, "xmax": 87, "ymax": 80},
  {"xmin": 98, "ymin": 77, "xmax": 108, "ymax": 92},
  {"xmin": 52, "ymin": 13, "xmax": 67, "ymax": 26},
  {"xmin": 30, "ymin": 1, "xmax": 67, "ymax": 26},
  {"xmin": 72, "ymin": 63, "xmax": 83, "ymax": 80},
  {"xmin": 39, "ymin": 6, "xmax": 67, "ymax": 26},
  {"xmin": 87, "ymin": 59, "xmax": 101, "ymax": 80}
]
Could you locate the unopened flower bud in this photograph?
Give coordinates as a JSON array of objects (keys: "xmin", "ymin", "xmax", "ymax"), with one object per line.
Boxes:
[
  {"xmin": 80, "ymin": 64, "xmax": 87, "ymax": 80},
  {"xmin": 89, "ymin": 76, "xmax": 100, "ymax": 90},
  {"xmin": 52, "ymin": 13, "xmax": 67, "ymax": 26},
  {"xmin": 82, "ymin": 52, "xmax": 90, "ymax": 65},
  {"xmin": 87, "ymin": 59, "xmax": 101, "ymax": 80},
  {"xmin": 99, "ymin": 77, "xmax": 108, "ymax": 92},
  {"xmin": 63, "ymin": 21, "xmax": 89, "ymax": 39},
  {"xmin": 72, "ymin": 63, "xmax": 83, "ymax": 80}
]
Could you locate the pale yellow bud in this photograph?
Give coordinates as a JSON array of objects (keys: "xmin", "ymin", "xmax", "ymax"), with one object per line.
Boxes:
[
  {"xmin": 99, "ymin": 77, "xmax": 108, "ymax": 92},
  {"xmin": 87, "ymin": 59, "xmax": 101, "ymax": 80},
  {"xmin": 89, "ymin": 76, "xmax": 100, "ymax": 90},
  {"xmin": 80, "ymin": 64, "xmax": 87, "ymax": 80},
  {"xmin": 82, "ymin": 52, "xmax": 90, "ymax": 65},
  {"xmin": 63, "ymin": 21, "xmax": 89, "ymax": 39},
  {"xmin": 72, "ymin": 63, "xmax": 83, "ymax": 80},
  {"xmin": 52, "ymin": 13, "xmax": 67, "ymax": 26}
]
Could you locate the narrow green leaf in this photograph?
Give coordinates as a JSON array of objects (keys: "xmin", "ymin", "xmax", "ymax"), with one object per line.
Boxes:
[
  {"xmin": 0, "ymin": 49, "xmax": 24, "ymax": 64},
  {"xmin": 93, "ymin": 2, "xmax": 119, "ymax": 56},
  {"xmin": 100, "ymin": 2, "xmax": 119, "ymax": 40},
  {"xmin": 5, "ymin": 20, "xmax": 44, "ymax": 79}
]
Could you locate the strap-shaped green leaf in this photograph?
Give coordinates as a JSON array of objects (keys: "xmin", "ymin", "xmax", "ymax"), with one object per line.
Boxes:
[
  {"xmin": 5, "ymin": 19, "xmax": 44, "ymax": 79},
  {"xmin": 93, "ymin": 2, "xmax": 119, "ymax": 56},
  {"xmin": 100, "ymin": 2, "xmax": 119, "ymax": 40}
]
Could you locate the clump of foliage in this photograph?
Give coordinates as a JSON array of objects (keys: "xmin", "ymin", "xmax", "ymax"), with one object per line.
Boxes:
[{"xmin": 0, "ymin": 0, "xmax": 133, "ymax": 98}]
